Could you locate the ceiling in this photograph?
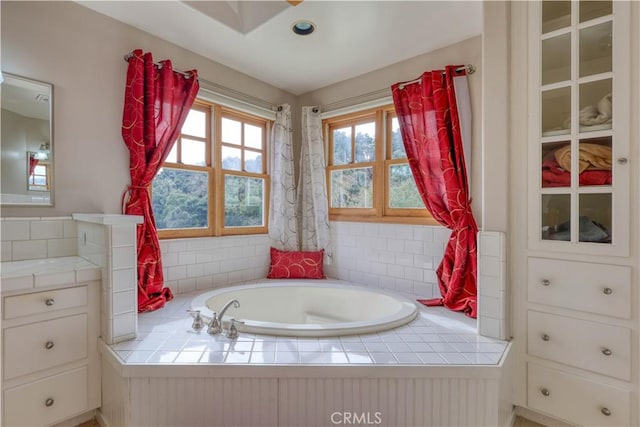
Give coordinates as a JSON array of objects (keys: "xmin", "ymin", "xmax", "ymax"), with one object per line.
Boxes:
[
  {"xmin": 77, "ymin": 1, "xmax": 483, "ymax": 95},
  {"xmin": 2, "ymin": 76, "xmax": 51, "ymax": 121}
]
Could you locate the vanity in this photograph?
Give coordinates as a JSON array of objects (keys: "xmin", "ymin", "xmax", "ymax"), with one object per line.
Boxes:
[
  {"xmin": 1, "ymin": 257, "xmax": 101, "ymax": 427},
  {"xmin": 1, "ymin": 214, "xmax": 142, "ymax": 427}
]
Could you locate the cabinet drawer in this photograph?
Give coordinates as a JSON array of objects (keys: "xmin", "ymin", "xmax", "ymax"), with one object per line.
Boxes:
[
  {"xmin": 528, "ymin": 258, "xmax": 631, "ymax": 318},
  {"xmin": 4, "ymin": 366, "xmax": 88, "ymax": 427},
  {"xmin": 527, "ymin": 363, "xmax": 630, "ymax": 426},
  {"xmin": 528, "ymin": 311, "xmax": 630, "ymax": 380},
  {"xmin": 3, "ymin": 286, "xmax": 88, "ymax": 320},
  {"xmin": 3, "ymin": 314, "xmax": 87, "ymax": 380}
]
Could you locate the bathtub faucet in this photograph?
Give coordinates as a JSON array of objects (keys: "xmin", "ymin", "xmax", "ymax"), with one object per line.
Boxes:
[{"xmin": 211, "ymin": 299, "xmax": 240, "ymax": 335}]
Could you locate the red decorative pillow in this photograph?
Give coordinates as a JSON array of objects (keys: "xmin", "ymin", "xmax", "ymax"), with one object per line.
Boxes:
[{"xmin": 267, "ymin": 247, "xmax": 326, "ymax": 279}]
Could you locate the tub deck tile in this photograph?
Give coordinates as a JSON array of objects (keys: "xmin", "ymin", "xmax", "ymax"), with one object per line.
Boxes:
[{"xmin": 106, "ymin": 291, "xmax": 509, "ymax": 367}]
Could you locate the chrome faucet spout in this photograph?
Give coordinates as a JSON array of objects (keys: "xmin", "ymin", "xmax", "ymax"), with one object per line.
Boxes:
[{"xmin": 218, "ymin": 299, "xmax": 240, "ymax": 323}]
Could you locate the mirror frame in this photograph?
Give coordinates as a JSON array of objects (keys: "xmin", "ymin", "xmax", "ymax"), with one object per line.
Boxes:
[{"xmin": 1, "ymin": 72, "xmax": 54, "ymax": 206}]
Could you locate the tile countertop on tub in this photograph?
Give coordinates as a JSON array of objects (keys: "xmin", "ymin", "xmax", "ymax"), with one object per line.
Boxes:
[
  {"xmin": 101, "ymin": 291, "xmax": 510, "ymax": 374},
  {"xmin": 0, "ymin": 256, "xmax": 101, "ymax": 293}
]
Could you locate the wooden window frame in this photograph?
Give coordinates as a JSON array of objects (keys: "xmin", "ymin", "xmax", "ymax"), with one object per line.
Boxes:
[
  {"xmin": 156, "ymin": 101, "xmax": 271, "ymax": 239},
  {"xmin": 324, "ymin": 105, "xmax": 436, "ymax": 225},
  {"xmin": 215, "ymin": 106, "xmax": 270, "ymax": 236},
  {"xmin": 28, "ymin": 162, "xmax": 51, "ymax": 191}
]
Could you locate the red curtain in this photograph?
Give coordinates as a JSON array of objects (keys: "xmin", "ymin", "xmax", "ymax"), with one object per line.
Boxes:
[
  {"xmin": 121, "ymin": 49, "xmax": 199, "ymax": 312},
  {"xmin": 391, "ymin": 66, "xmax": 478, "ymax": 318},
  {"xmin": 29, "ymin": 155, "xmax": 39, "ymax": 177}
]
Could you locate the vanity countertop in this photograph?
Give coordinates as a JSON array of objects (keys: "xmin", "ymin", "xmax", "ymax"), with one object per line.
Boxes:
[{"xmin": 1, "ymin": 256, "xmax": 101, "ymax": 294}]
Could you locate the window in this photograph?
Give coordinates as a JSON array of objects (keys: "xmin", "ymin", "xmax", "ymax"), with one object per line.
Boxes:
[
  {"xmin": 324, "ymin": 105, "xmax": 433, "ymax": 224},
  {"xmin": 28, "ymin": 163, "xmax": 50, "ymax": 191},
  {"xmin": 153, "ymin": 101, "xmax": 270, "ymax": 238}
]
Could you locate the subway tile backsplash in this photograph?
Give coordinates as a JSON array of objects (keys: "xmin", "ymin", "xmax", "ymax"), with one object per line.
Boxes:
[
  {"xmin": 0, "ymin": 217, "xmax": 78, "ymax": 261},
  {"xmin": 161, "ymin": 234, "xmax": 271, "ymax": 295},
  {"xmin": 325, "ymin": 221, "xmax": 448, "ymax": 300}
]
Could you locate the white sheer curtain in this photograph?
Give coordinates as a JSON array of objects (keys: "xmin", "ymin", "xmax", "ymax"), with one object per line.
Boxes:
[
  {"xmin": 298, "ymin": 106, "xmax": 332, "ymax": 261},
  {"xmin": 268, "ymin": 104, "xmax": 298, "ymax": 250}
]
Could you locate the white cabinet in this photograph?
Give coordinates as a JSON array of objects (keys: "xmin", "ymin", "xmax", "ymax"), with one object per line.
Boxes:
[
  {"xmin": 515, "ymin": 1, "xmax": 638, "ymax": 425},
  {"xmin": 2, "ymin": 282, "xmax": 101, "ymax": 427},
  {"xmin": 528, "ymin": 0, "xmax": 631, "ymax": 258}
]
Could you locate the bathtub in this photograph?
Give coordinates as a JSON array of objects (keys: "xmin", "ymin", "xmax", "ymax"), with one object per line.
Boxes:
[{"xmin": 189, "ymin": 279, "xmax": 418, "ymax": 337}]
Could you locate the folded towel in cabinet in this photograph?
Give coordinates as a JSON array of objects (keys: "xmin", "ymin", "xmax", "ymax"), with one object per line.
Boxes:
[{"xmin": 554, "ymin": 143, "xmax": 612, "ymax": 173}]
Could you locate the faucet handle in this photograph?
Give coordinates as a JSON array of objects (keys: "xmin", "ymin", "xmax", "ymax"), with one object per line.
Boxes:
[
  {"xmin": 226, "ymin": 318, "xmax": 244, "ymax": 339},
  {"xmin": 207, "ymin": 312, "xmax": 222, "ymax": 335},
  {"xmin": 187, "ymin": 309, "xmax": 204, "ymax": 332}
]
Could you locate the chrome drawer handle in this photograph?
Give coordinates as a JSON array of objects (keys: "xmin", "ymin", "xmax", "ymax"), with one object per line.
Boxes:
[
  {"xmin": 541, "ymin": 279, "xmax": 550, "ymax": 287},
  {"xmin": 541, "ymin": 334, "xmax": 550, "ymax": 341},
  {"xmin": 45, "ymin": 298, "xmax": 55, "ymax": 306},
  {"xmin": 603, "ymin": 287, "xmax": 613, "ymax": 295},
  {"xmin": 540, "ymin": 388, "xmax": 550, "ymax": 397},
  {"xmin": 601, "ymin": 348, "xmax": 613, "ymax": 356},
  {"xmin": 601, "ymin": 407, "xmax": 612, "ymax": 416},
  {"xmin": 45, "ymin": 398, "xmax": 54, "ymax": 407},
  {"xmin": 45, "ymin": 341, "xmax": 55, "ymax": 350}
]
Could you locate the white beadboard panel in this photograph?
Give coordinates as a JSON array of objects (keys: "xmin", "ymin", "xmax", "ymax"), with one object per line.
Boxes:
[
  {"xmin": 278, "ymin": 377, "xmax": 502, "ymax": 427},
  {"xmin": 98, "ymin": 358, "xmax": 129, "ymax": 427},
  {"xmin": 100, "ymin": 373, "xmax": 508, "ymax": 427},
  {"xmin": 126, "ymin": 377, "xmax": 279, "ymax": 427}
]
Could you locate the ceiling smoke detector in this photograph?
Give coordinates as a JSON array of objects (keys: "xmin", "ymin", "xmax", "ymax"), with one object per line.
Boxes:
[{"xmin": 292, "ymin": 20, "xmax": 315, "ymax": 36}]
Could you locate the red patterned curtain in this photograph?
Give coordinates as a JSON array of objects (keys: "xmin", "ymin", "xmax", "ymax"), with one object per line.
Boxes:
[
  {"xmin": 391, "ymin": 65, "xmax": 478, "ymax": 318},
  {"xmin": 121, "ymin": 49, "xmax": 199, "ymax": 312},
  {"xmin": 28, "ymin": 154, "xmax": 39, "ymax": 177}
]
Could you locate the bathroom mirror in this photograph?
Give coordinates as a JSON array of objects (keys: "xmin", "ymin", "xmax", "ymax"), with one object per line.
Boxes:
[{"xmin": 1, "ymin": 72, "xmax": 54, "ymax": 206}]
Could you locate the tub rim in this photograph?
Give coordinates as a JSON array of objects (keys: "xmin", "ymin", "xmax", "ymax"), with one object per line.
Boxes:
[{"xmin": 189, "ymin": 279, "xmax": 419, "ymax": 337}]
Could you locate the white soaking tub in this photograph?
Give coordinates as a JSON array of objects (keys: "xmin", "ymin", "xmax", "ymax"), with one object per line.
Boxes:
[{"xmin": 190, "ymin": 279, "xmax": 418, "ymax": 337}]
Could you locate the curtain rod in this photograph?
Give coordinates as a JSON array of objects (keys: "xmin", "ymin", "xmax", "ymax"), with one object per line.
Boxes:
[
  {"xmin": 123, "ymin": 52, "xmax": 278, "ymax": 111},
  {"xmin": 398, "ymin": 64, "xmax": 476, "ymax": 90},
  {"xmin": 123, "ymin": 53, "xmax": 196, "ymax": 78}
]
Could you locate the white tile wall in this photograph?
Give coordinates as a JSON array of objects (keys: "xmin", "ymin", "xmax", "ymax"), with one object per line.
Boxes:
[
  {"xmin": 0, "ymin": 217, "xmax": 77, "ymax": 261},
  {"xmin": 325, "ymin": 221, "xmax": 448, "ymax": 300},
  {"xmin": 76, "ymin": 217, "xmax": 140, "ymax": 345},
  {"xmin": 161, "ymin": 235, "xmax": 271, "ymax": 295},
  {"xmin": 477, "ymin": 231, "xmax": 508, "ymax": 340}
]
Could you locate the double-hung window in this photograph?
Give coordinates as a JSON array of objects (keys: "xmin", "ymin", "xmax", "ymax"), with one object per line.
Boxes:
[
  {"xmin": 324, "ymin": 105, "xmax": 433, "ymax": 224},
  {"xmin": 153, "ymin": 101, "xmax": 270, "ymax": 238}
]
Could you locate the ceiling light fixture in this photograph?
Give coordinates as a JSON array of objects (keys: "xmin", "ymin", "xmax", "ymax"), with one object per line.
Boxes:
[{"xmin": 292, "ymin": 20, "xmax": 315, "ymax": 36}]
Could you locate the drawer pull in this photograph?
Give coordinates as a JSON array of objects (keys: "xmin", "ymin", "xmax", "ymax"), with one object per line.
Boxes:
[
  {"xmin": 45, "ymin": 298, "xmax": 55, "ymax": 306},
  {"xmin": 601, "ymin": 347, "xmax": 613, "ymax": 356},
  {"xmin": 45, "ymin": 398, "xmax": 54, "ymax": 407},
  {"xmin": 541, "ymin": 279, "xmax": 550, "ymax": 287},
  {"xmin": 540, "ymin": 388, "xmax": 550, "ymax": 397},
  {"xmin": 44, "ymin": 341, "xmax": 55, "ymax": 350},
  {"xmin": 601, "ymin": 407, "xmax": 612, "ymax": 416},
  {"xmin": 541, "ymin": 333, "xmax": 550, "ymax": 341},
  {"xmin": 602, "ymin": 287, "xmax": 613, "ymax": 295}
]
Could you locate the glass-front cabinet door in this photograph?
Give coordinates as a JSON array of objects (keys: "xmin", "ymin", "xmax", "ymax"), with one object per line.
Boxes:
[{"xmin": 530, "ymin": 0, "xmax": 630, "ymax": 256}]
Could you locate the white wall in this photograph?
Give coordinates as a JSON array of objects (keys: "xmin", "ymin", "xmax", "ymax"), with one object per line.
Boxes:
[{"xmin": 0, "ymin": 1, "xmax": 297, "ymax": 217}]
